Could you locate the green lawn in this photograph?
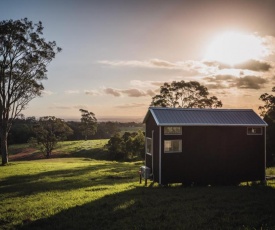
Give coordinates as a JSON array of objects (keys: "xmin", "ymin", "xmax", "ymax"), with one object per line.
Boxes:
[
  {"xmin": 1, "ymin": 141, "xmax": 275, "ymax": 229},
  {"xmin": 8, "ymin": 139, "xmax": 110, "ymax": 161}
]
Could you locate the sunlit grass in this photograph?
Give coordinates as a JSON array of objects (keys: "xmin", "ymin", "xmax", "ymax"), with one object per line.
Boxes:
[
  {"xmin": 267, "ymin": 167, "xmax": 275, "ymax": 176},
  {"xmin": 1, "ymin": 142, "xmax": 275, "ymax": 229},
  {"xmin": 0, "ymin": 158, "xmax": 140, "ymax": 229},
  {"xmin": 8, "ymin": 139, "xmax": 110, "ymax": 160}
]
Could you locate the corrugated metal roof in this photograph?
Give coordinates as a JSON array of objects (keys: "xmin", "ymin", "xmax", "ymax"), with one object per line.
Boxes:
[{"xmin": 143, "ymin": 107, "xmax": 267, "ymax": 126}]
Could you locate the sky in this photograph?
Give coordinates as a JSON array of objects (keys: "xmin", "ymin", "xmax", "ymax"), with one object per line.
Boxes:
[{"xmin": 1, "ymin": 0, "xmax": 275, "ymax": 122}]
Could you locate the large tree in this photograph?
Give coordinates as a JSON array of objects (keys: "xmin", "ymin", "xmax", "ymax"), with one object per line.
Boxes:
[
  {"xmin": 79, "ymin": 109, "xmax": 97, "ymax": 141},
  {"xmin": 151, "ymin": 80, "xmax": 222, "ymax": 108},
  {"xmin": 0, "ymin": 18, "xmax": 61, "ymax": 165},
  {"xmin": 31, "ymin": 116, "xmax": 73, "ymax": 158},
  {"xmin": 259, "ymin": 87, "xmax": 275, "ymax": 166}
]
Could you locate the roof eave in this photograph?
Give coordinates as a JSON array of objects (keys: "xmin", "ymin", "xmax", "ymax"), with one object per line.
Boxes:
[{"xmin": 157, "ymin": 123, "xmax": 268, "ymax": 127}]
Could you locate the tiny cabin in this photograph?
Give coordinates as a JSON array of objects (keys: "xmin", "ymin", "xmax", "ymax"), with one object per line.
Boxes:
[{"xmin": 143, "ymin": 107, "xmax": 267, "ymax": 185}]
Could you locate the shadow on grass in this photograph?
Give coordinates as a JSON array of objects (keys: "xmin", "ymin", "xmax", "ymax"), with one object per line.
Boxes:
[
  {"xmin": 18, "ymin": 184, "xmax": 275, "ymax": 230},
  {"xmin": 0, "ymin": 161, "xmax": 138, "ymax": 198}
]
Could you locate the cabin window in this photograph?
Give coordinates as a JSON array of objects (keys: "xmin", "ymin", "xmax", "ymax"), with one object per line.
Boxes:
[
  {"xmin": 146, "ymin": 138, "xmax": 152, "ymax": 155},
  {"xmin": 164, "ymin": 126, "xmax": 182, "ymax": 135},
  {"xmin": 247, "ymin": 127, "xmax": 263, "ymax": 135},
  {"xmin": 164, "ymin": 140, "xmax": 182, "ymax": 153}
]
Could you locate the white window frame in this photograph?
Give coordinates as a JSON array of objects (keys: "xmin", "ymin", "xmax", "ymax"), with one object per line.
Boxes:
[
  {"xmin": 247, "ymin": 127, "xmax": 263, "ymax": 135},
  {"xmin": 164, "ymin": 140, "xmax": 182, "ymax": 153},
  {"xmin": 164, "ymin": 126, "xmax": 182, "ymax": 135},
  {"xmin": 146, "ymin": 137, "xmax": 152, "ymax": 155}
]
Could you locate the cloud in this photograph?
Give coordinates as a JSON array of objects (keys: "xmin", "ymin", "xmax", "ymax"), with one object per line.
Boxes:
[
  {"xmin": 146, "ymin": 89, "xmax": 156, "ymax": 97},
  {"xmin": 204, "ymin": 74, "xmax": 268, "ymax": 90},
  {"xmin": 121, "ymin": 89, "xmax": 147, "ymax": 97},
  {"xmin": 84, "ymin": 90, "xmax": 100, "ymax": 96},
  {"xmin": 203, "ymin": 61, "xmax": 231, "ymax": 69},
  {"xmin": 103, "ymin": 87, "xmax": 155, "ymax": 98},
  {"xmin": 98, "ymin": 59, "xmax": 177, "ymax": 69},
  {"xmin": 98, "ymin": 59, "xmax": 204, "ymax": 72},
  {"xmin": 50, "ymin": 105, "xmax": 71, "ymax": 110},
  {"xmin": 115, "ymin": 103, "xmax": 147, "ymax": 109},
  {"xmin": 204, "ymin": 75, "xmax": 235, "ymax": 89},
  {"xmin": 149, "ymin": 59, "xmax": 176, "ymax": 68},
  {"xmin": 99, "ymin": 58, "xmax": 241, "ymax": 75},
  {"xmin": 263, "ymin": 35, "xmax": 275, "ymax": 56},
  {"xmin": 205, "ymin": 75, "xmax": 235, "ymax": 82},
  {"xmin": 41, "ymin": 90, "xmax": 54, "ymax": 96},
  {"xmin": 234, "ymin": 59, "xmax": 271, "ymax": 72},
  {"xmin": 103, "ymin": 88, "xmax": 121, "ymax": 97},
  {"xmin": 203, "ymin": 59, "xmax": 272, "ymax": 72},
  {"xmin": 65, "ymin": 90, "xmax": 80, "ymax": 94},
  {"xmin": 130, "ymin": 80, "xmax": 165, "ymax": 88},
  {"xmin": 234, "ymin": 76, "xmax": 268, "ymax": 89}
]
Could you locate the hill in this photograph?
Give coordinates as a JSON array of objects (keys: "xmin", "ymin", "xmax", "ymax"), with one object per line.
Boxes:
[{"xmin": 1, "ymin": 141, "xmax": 275, "ymax": 229}]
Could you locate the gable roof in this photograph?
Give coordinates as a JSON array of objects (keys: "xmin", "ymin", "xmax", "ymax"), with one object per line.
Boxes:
[{"xmin": 143, "ymin": 107, "xmax": 267, "ymax": 126}]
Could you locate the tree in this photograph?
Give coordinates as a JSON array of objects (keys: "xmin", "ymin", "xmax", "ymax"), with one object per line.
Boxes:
[
  {"xmin": 259, "ymin": 87, "xmax": 275, "ymax": 166},
  {"xmin": 0, "ymin": 18, "xmax": 61, "ymax": 165},
  {"xmin": 125, "ymin": 130, "xmax": 145, "ymax": 159},
  {"xmin": 106, "ymin": 133, "xmax": 125, "ymax": 160},
  {"xmin": 151, "ymin": 80, "xmax": 222, "ymax": 108},
  {"xmin": 106, "ymin": 131, "xmax": 145, "ymax": 161},
  {"xmin": 31, "ymin": 116, "xmax": 73, "ymax": 158},
  {"xmin": 8, "ymin": 115, "xmax": 36, "ymax": 144},
  {"xmin": 79, "ymin": 109, "xmax": 97, "ymax": 141}
]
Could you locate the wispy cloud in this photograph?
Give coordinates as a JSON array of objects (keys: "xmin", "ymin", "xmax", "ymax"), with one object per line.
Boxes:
[
  {"xmin": 65, "ymin": 90, "xmax": 80, "ymax": 94},
  {"xmin": 49, "ymin": 105, "xmax": 71, "ymax": 110},
  {"xmin": 103, "ymin": 87, "xmax": 155, "ymax": 98},
  {"xmin": 99, "ymin": 59, "xmax": 176, "ymax": 69},
  {"xmin": 115, "ymin": 103, "xmax": 147, "ymax": 109},
  {"xmin": 103, "ymin": 88, "xmax": 121, "ymax": 97},
  {"xmin": 41, "ymin": 90, "xmax": 54, "ymax": 96},
  {"xmin": 99, "ymin": 59, "xmax": 201, "ymax": 71},
  {"xmin": 130, "ymin": 80, "xmax": 164, "ymax": 88},
  {"xmin": 84, "ymin": 90, "xmax": 100, "ymax": 96},
  {"xmin": 99, "ymin": 55, "xmax": 275, "ymax": 77}
]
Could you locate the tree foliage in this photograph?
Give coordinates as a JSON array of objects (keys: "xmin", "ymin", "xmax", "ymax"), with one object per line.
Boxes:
[
  {"xmin": 259, "ymin": 87, "xmax": 275, "ymax": 165},
  {"xmin": 8, "ymin": 115, "xmax": 36, "ymax": 144},
  {"xmin": 106, "ymin": 131, "xmax": 145, "ymax": 161},
  {"xmin": 0, "ymin": 18, "xmax": 61, "ymax": 165},
  {"xmin": 151, "ymin": 80, "xmax": 222, "ymax": 108},
  {"xmin": 79, "ymin": 109, "xmax": 97, "ymax": 141},
  {"xmin": 259, "ymin": 87, "xmax": 275, "ymax": 120},
  {"xmin": 31, "ymin": 116, "xmax": 73, "ymax": 158}
]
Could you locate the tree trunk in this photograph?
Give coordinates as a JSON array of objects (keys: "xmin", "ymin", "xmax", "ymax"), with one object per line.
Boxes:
[{"xmin": 1, "ymin": 132, "xmax": 9, "ymax": 165}]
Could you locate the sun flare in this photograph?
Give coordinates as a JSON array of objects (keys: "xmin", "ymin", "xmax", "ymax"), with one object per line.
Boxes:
[{"xmin": 204, "ymin": 31, "xmax": 266, "ymax": 66}]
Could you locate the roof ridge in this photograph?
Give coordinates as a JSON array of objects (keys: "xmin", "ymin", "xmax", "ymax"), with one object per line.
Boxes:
[
  {"xmin": 143, "ymin": 107, "xmax": 267, "ymax": 126},
  {"xmin": 149, "ymin": 107, "xmax": 253, "ymax": 112}
]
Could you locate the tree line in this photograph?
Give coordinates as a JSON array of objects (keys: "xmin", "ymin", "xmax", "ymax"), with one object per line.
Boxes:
[{"xmin": 8, "ymin": 116, "xmax": 143, "ymax": 144}]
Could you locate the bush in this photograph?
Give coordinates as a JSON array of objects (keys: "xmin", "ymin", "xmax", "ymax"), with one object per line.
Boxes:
[{"xmin": 106, "ymin": 131, "xmax": 145, "ymax": 161}]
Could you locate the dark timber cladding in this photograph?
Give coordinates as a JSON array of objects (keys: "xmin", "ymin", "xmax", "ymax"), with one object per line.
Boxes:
[{"xmin": 143, "ymin": 107, "xmax": 267, "ymax": 185}]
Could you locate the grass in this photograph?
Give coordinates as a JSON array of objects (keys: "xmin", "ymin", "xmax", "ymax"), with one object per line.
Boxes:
[
  {"xmin": 1, "ymin": 140, "xmax": 275, "ymax": 229},
  {"xmin": 8, "ymin": 139, "xmax": 110, "ymax": 161}
]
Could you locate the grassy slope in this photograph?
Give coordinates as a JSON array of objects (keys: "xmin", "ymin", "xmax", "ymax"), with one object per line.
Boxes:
[{"xmin": 1, "ymin": 140, "xmax": 275, "ymax": 230}]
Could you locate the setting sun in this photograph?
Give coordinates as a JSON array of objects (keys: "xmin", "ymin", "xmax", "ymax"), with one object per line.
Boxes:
[{"xmin": 204, "ymin": 31, "xmax": 266, "ymax": 66}]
